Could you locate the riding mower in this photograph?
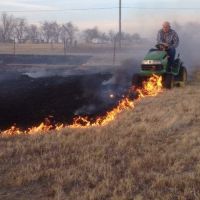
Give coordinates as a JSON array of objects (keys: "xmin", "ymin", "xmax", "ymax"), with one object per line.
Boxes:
[{"xmin": 132, "ymin": 43, "xmax": 187, "ymax": 89}]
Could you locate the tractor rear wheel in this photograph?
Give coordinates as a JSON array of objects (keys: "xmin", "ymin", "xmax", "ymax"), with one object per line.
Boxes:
[
  {"xmin": 164, "ymin": 74, "xmax": 174, "ymax": 89},
  {"xmin": 178, "ymin": 66, "xmax": 187, "ymax": 87}
]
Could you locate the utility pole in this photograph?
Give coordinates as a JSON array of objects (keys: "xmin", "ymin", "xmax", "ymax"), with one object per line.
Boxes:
[{"xmin": 119, "ymin": 0, "xmax": 122, "ymax": 49}]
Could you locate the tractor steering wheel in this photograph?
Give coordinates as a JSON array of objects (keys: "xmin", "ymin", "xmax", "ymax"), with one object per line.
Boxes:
[{"xmin": 156, "ymin": 43, "xmax": 169, "ymax": 51}]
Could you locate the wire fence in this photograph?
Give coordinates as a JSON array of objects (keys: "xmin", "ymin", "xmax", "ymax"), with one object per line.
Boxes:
[
  {"xmin": 0, "ymin": 42, "xmax": 139, "ymax": 55},
  {"xmin": 0, "ymin": 6, "xmax": 200, "ymax": 13}
]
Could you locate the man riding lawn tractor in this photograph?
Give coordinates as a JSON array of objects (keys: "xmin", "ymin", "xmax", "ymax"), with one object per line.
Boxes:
[
  {"xmin": 157, "ymin": 21, "xmax": 179, "ymax": 70},
  {"xmin": 132, "ymin": 21, "xmax": 187, "ymax": 89}
]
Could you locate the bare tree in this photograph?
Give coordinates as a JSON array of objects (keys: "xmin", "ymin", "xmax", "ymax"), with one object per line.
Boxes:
[
  {"xmin": 0, "ymin": 12, "xmax": 139, "ymax": 46},
  {"xmin": 83, "ymin": 27, "xmax": 101, "ymax": 43},
  {"xmin": 60, "ymin": 22, "xmax": 78, "ymax": 46},
  {"xmin": 41, "ymin": 21, "xmax": 61, "ymax": 43},
  {"xmin": 26, "ymin": 24, "xmax": 40, "ymax": 43},
  {"xmin": 50, "ymin": 22, "xmax": 60, "ymax": 43},
  {"xmin": 41, "ymin": 21, "xmax": 51, "ymax": 43},
  {"xmin": 83, "ymin": 27, "xmax": 110, "ymax": 44},
  {"xmin": 108, "ymin": 30, "xmax": 117, "ymax": 42},
  {"xmin": 98, "ymin": 32, "xmax": 109, "ymax": 43},
  {"xmin": 14, "ymin": 18, "xmax": 28, "ymax": 43},
  {"xmin": 0, "ymin": 13, "xmax": 16, "ymax": 42}
]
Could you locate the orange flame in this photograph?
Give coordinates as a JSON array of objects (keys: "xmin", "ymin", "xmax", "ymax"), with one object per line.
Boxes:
[
  {"xmin": 0, "ymin": 74, "xmax": 163, "ymax": 137},
  {"xmin": 69, "ymin": 98, "xmax": 134, "ymax": 128},
  {"xmin": 136, "ymin": 74, "xmax": 163, "ymax": 98}
]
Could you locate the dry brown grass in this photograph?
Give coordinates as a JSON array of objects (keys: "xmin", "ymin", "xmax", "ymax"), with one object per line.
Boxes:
[
  {"xmin": 0, "ymin": 43, "xmax": 136, "ymax": 55},
  {"xmin": 0, "ymin": 75, "xmax": 200, "ymax": 200},
  {"xmin": 0, "ymin": 42, "xmax": 146, "ymax": 59}
]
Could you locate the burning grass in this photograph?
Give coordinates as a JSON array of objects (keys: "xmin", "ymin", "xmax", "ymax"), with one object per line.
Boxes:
[{"xmin": 0, "ymin": 74, "xmax": 162, "ymax": 136}]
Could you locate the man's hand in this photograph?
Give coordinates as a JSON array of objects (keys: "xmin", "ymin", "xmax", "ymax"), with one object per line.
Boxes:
[
  {"xmin": 162, "ymin": 43, "xmax": 169, "ymax": 47},
  {"xmin": 156, "ymin": 43, "xmax": 169, "ymax": 50}
]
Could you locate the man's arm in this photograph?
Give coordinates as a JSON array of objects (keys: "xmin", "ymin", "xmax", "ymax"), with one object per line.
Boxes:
[
  {"xmin": 157, "ymin": 30, "xmax": 163, "ymax": 44},
  {"xmin": 172, "ymin": 31, "xmax": 179, "ymax": 48}
]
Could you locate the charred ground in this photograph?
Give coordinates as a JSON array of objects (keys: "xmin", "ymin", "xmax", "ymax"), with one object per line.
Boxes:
[
  {"xmin": 0, "ymin": 54, "xmax": 133, "ymax": 130},
  {"xmin": 0, "ymin": 71, "xmax": 114, "ymax": 129}
]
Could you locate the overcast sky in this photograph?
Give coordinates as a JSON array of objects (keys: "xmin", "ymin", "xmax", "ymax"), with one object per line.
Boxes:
[{"xmin": 0, "ymin": 0, "xmax": 199, "ymax": 36}]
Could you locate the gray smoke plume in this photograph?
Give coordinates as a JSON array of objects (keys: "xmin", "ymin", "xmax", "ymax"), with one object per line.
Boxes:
[
  {"xmin": 110, "ymin": 21, "xmax": 200, "ymax": 83},
  {"xmin": 173, "ymin": 22, "xmax": 200, "ymax": 72}
]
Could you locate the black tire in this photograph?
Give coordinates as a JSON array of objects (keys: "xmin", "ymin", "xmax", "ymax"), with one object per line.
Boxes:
[
  {"xmin": 179, "ymin": 66, "xmax": 187, "ymax": 86},
  {"xmin": 132, "ymin": 74, "xmax": 143, "ymax": 87},
  {"xmin": 164, "ymin": 74, "xmax": 174, "ymax": 89}
]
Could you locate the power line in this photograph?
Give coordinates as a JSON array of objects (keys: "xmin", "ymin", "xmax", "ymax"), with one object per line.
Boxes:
[
  {"xmin": 0, "ymin": 6, "xmax": 200, "ymax": 13},
  {"xmin": 0, "ymin": 7, "xmax": 119, "ymax": 13},
  {"xmin": 125, "ymin": 6, "xmax": 200, "ymax": 10}
]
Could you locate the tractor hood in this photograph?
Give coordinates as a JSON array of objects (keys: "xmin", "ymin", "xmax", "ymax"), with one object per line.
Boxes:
[{"xmin": 144, "ymin": 51, "xmax": 167, "ymax": 61}]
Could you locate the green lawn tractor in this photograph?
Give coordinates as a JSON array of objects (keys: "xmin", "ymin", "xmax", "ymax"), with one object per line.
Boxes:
[{"xmin": 132, "ymin": 43, "xmax": 187, "ymax": 89}]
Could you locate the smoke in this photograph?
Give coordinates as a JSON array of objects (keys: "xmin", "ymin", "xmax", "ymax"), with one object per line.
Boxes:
[
  {"xmin": 111, "ymin": 21, "xmax": 200, "ymax": 83},
  {"xmin": 173, "ymin": 22, "xmax": 200, "ymax": 72}
]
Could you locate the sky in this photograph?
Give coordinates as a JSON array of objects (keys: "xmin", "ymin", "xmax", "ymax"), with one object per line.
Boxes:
[{"xmin": 0, "ymin": 0, "xmax": 200, "ymax": 36}]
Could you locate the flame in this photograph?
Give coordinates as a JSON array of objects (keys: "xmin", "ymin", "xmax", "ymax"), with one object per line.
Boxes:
[
  {"xmin": 0, "ymin": 74, "xmax": 163, "ymax": 137},
  {"xmin": 1, "ymin": 125, "xmax": 22, "ymax": 136},
  {"xmin": 69, "ymin": 98, "xmax": 134, "ymax": 128},
  {"xmin": 136, "ymin": 74, "xmax": 163, "ymax": 98}
]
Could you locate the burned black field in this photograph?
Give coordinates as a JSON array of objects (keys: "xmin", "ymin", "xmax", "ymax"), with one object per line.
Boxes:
[
  {"xmin": 0, "ymin": 72, "xmax": 117, "ymax": 129},
  {"xmin": 0, "ymin": 54, "xmax": 130, "ymax": 130}
]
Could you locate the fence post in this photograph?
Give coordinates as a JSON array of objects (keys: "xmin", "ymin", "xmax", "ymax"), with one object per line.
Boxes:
[
  {"xmin": 63, "ymin": 38, "xmax": 67, "ymax": 56},
  {"xmin": 113, "ymin": 36, "xmax": 117, "ymax": 65},
  {"xmin": 13, "ymin": 38, "xmax": 16, "ymax": 55}
]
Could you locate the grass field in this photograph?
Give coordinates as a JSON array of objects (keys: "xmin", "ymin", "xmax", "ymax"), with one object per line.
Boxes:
[
  {"xmin": 0, "ymin": 42, "xmax": 146, "ymax": 66},
  {"xmin": 0, "ymin": 71, "xmax": 200, "ymax": 200},
  {"xmin": 0, "ymin": 42, "xmax": 139, "ymax": 55}
]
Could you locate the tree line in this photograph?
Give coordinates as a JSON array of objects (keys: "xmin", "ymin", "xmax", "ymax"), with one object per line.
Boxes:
[{"xmin": 0, "ymin": 12, "xmax": 142, "ymax": 45}]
